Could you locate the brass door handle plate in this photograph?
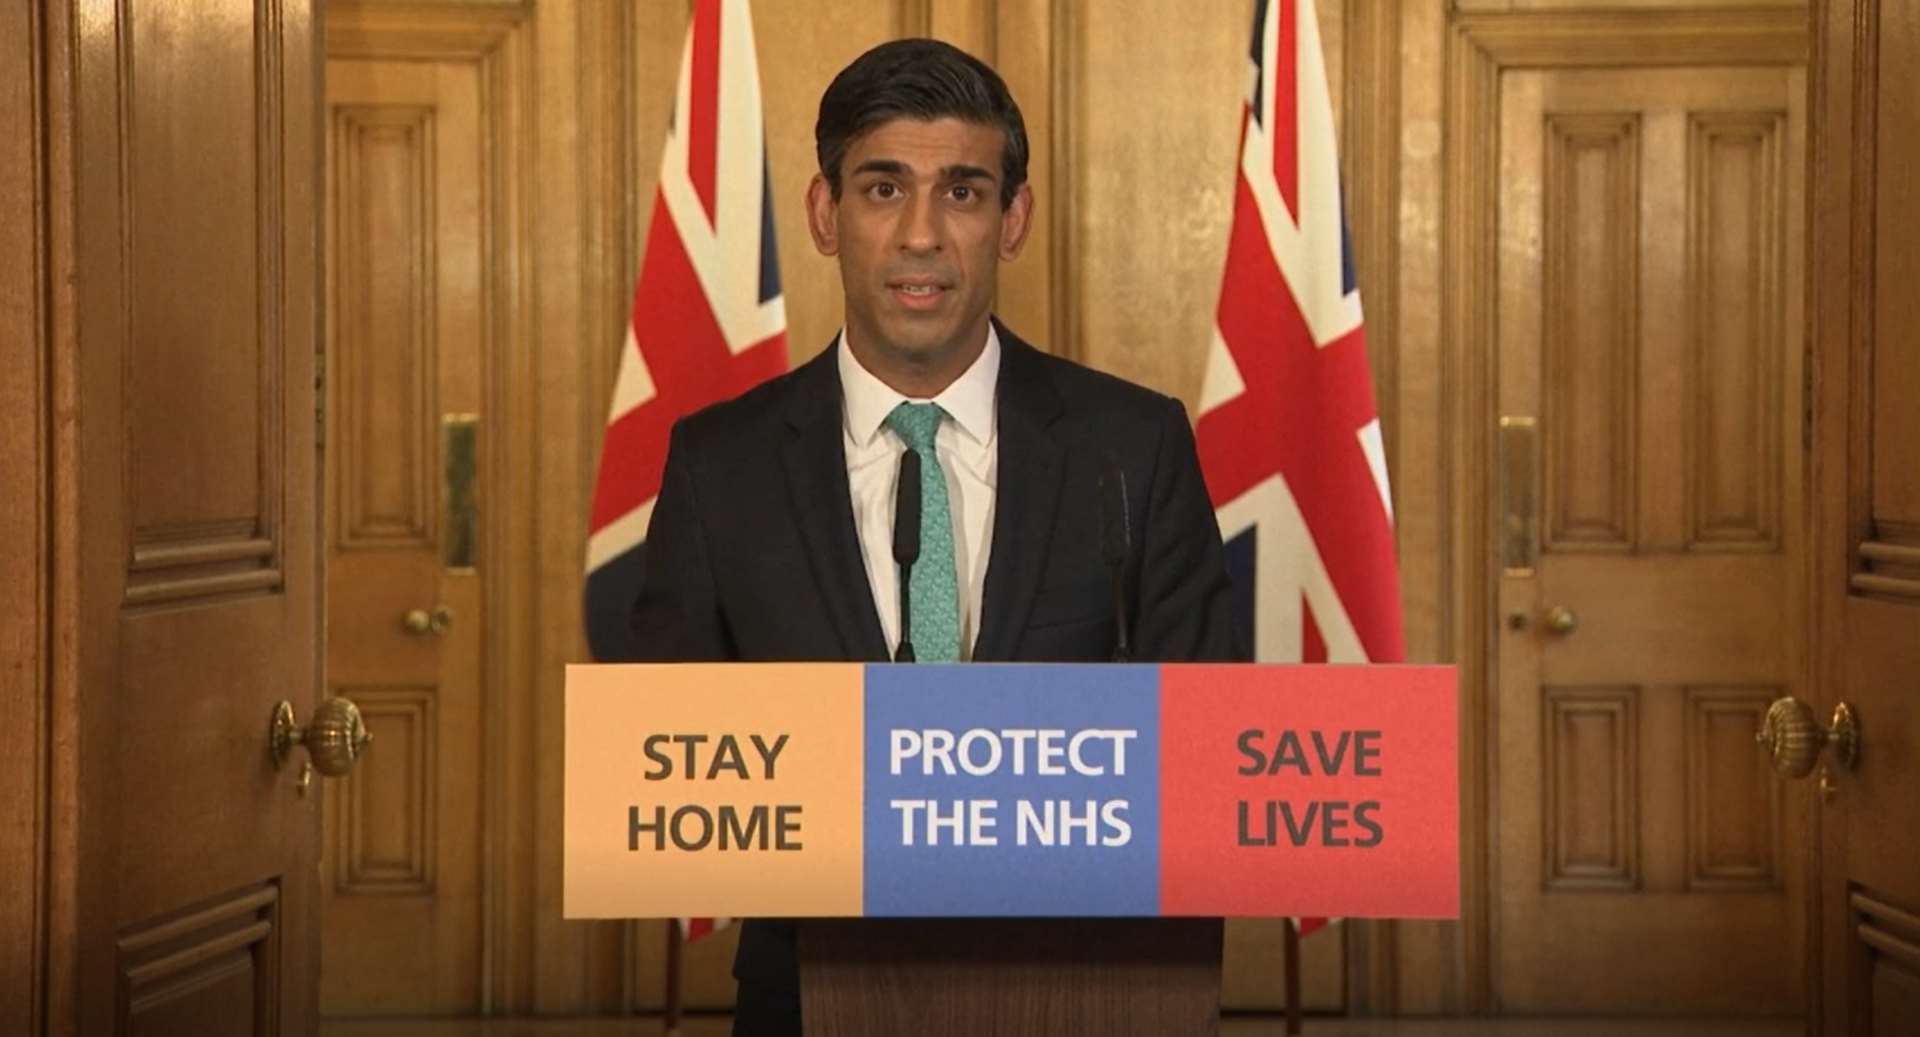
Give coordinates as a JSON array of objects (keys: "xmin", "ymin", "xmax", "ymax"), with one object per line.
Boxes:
[
  {"xmin": 402, "ymin": 605, "xmax": 454, "ymax": 636},
  {"xmin": 271, "ymin": 697, "xmax": 372, "ymax": 778},
  {"xmin": 1756, "ymin": 696, "xmax": 1858, "ymax": 780}
]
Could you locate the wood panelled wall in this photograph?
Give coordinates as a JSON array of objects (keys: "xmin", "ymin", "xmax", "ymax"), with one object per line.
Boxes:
[
  {"xmin": 0, "ymin": 1, "xmax": 49, "ymax": 1033},
  {"xmin": 309, "ymin": 0, "xmax": 1810, "ymax": 1019}
]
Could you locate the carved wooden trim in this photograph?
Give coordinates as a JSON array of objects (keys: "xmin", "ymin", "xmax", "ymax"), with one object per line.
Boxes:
[
  {"xmin": 1853, "ymin": 889, "xmax": 1920, "ymax": 972},
  {"xmin": 1541, "ymin": 112, "xmax": 1640, "ymax": 553},
  {"xmin": 1453, "ymin": 9, "xmax": 1807, "ymax": 69},
  {"xmin": 1841, "ymin": 0, "xmax": 1907, "ymax": 608},
  {"xmin": 1686, "ymin": 111, "xmax": 1788, "ymax": 553},
  {"xmin": 335, "ymin": 688, "xmax": 436, "ymax": 896},
  {"xmin": 1541, "ymin": 687, "xmax": 1639, "ymax": 891},
  {"xmin": 1831, "ymin": 0, "xmax": 1880, "ymax": 615},
  {"xmin": 1443, "ymin": 12, "xmax": 1501, "ymax": 1014},
  {"xmin": 1444, "ymin": 5, "xmax": 1808, "ymax": 1012},
  {"xmin": 488, "ymin": 17, "xmax": 537, "ymax": 1019},
  {"xmin": 38, "ymin": 0, "xmax": 81, "ymax": 1028},
  {"xmin": 326, "ymin": 2, "xmax": 528, "ymax": 61},
  {"xmin": 1683, "ymin": 687, "xmax": 1782, "ymax": 891},
  {"xmin": 332, "ymin": 104, "xmax": 439, "ymax": 552},
  {"xmin": 1851, "ymin": 887, "xmax": 1920, "ymax": 1025},
  {"xmin": 0, "ymin": 2, "xmax": 52, "ymax": 1030},
  {"xmin": 116, "ymin": 883, "xmax": 280, "ymax": 1032},
  {"xmin": 1854, "ymin": 537, "xmax": 1920, "ymax": 599},
  {"xmin": 122, "ymin": 0, "xmax": 290, "ymax": 609},
  {"xmin": 1048, "ymin": 0, "xmax": 1078, "ymax": 361}
]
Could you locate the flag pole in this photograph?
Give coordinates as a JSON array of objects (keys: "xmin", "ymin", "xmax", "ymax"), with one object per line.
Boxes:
[
  {"xmin": 664, "ymin": 922, "xmax": 684, "ymax": 1036},
  {"xmin": 1283, "ymin": 919, "xmax": 1302, "ymax": 1035}
]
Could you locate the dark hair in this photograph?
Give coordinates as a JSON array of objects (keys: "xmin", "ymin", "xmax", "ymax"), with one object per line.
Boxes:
[{"xmin": 815, "ymin": 38, "xmax": 1029, "ymax": 209}]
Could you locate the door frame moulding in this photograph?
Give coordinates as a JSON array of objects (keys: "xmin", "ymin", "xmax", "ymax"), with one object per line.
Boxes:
[
  {"xmin": 323, "ymin": 1, "xmax": 536, "ymax": 1015},
  {"xmin": 1441, "ymin": 6, "xmax": 1808, "ymax": 1014},
  {"xmin": 5, "ymin": 0, "xmax": 55, "ymax": 1032}
]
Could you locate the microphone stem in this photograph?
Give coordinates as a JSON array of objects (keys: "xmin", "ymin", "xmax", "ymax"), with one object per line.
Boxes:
[{"xmin": 896, "ymin": 561, "xmax": 915, "ymax": 663}]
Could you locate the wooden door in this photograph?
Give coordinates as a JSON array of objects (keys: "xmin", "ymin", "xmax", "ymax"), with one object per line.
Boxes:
[
  {"xmin": 45, "ymin": 0, "xmax": 326, "ymax": 1034},
  {"xmin": 1808, "ymin": 2, "xmax": 1920, "ymax": 1033},
  {"xmin": 318, "ymin": 22, "xmax": 498, "ymax": 1016},
  {"xmin": 1493, "ymin": 64, "xmax": 1808, "ymax": 1013}
]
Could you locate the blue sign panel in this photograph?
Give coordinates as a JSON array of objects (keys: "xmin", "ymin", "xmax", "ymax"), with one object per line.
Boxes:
[{"xmin": 861, "ymin": 664, "xmax": 1163, "ymax": 916}]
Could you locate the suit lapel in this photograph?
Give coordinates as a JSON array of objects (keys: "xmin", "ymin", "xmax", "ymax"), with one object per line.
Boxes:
[
  {"xmin": 782, "ymin": 344, "xmax": 890, "ymax": 662},
  {"xmin": 974, "ymin": 325, "xmax": 1066, "ymax": 661}
]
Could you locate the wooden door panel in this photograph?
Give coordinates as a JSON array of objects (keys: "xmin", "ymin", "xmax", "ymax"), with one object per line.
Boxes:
[
  {"xmin": 123, "ymin": 0, "xmax": 279, "ymax": 583},
  {"xmin": 57, "ymin": 0, "xmax": 322, "ymax": 1033},
  {"xmin": 1867, "ymin": 4, "xmax": 1920, "ymax": 534},
  {"xmin": 1539, "ymin": 555, "xmax": 1794, "ymax": 684},
  {"xmin": 1808, "ymin": 2, "xmax": 1920, "ymax": 1033},
  {"xmin": 117, "ymin": 885, "xmax": 283, "ymax": 1037},
  {"xmin": 1495, "ymin": 63, "xmax": 1806, "ymax": 1014}
]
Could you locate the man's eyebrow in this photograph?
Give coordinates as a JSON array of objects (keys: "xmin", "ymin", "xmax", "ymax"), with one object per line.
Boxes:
[
  {"xmin": 846, "ymin": 159, "xmax": 999, "ymax": 183},
  {"xmin": 941, "ymin": 164, "xmax": 998, "ymax": 183},
  {"xmin": 849, "ymin": 159, "xmax": 910, "ymax": 178}
]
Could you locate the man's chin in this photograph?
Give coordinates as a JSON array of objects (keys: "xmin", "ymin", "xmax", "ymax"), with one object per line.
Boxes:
[{"xmin": 872, "ymin": 321, "xmax": 965, "ymax": 363}]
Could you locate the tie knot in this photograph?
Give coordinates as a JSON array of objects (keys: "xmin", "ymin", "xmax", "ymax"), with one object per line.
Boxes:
[{"xmin": 885, "ymin": 401, "xmax": 945, "ymax": 452}]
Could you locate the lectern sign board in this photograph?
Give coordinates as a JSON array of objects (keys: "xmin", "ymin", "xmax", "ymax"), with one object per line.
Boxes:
[{"xmin": 565, "ymin": 664, "xmax": 1457, "ymax": 920}]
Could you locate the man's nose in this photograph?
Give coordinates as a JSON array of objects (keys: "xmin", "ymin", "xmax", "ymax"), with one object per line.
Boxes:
[{"xmin": 896, "ymin": 193, "xmax": 941, "ymax": 254}]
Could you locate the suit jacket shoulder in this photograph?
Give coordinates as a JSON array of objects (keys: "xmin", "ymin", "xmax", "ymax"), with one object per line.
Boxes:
[
  {"xmin": 669, "ymin": 344, "xmax": 837, "ymax": 465},
  {"xmin": 1019, "ymin": 339, "xmax": 1183, "ymax": 419}
]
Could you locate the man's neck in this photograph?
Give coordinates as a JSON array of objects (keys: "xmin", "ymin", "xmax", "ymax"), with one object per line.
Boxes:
[{"xmin": 843, "ymin": 322, "xmax": 991, "ymax": 399}]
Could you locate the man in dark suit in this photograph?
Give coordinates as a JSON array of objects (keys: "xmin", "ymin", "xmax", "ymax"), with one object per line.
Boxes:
[{"xmin": 631, "ymin": 37, "xmax": 1241, "ymax": 1036}]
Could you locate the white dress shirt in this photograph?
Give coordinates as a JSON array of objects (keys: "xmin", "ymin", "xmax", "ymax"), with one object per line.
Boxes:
[{"xmin": 838, "ymin": 327, "xmax": 1000, "ymax": 660}]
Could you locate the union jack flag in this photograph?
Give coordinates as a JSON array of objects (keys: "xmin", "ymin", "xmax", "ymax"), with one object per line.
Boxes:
[
  {"xmin": 1195, "ymin": 0, "xmax": 1406, "ymax": 937},
  {"xmin": 584, "ymin": 0, "xmax": 787, "ymax": 941}
]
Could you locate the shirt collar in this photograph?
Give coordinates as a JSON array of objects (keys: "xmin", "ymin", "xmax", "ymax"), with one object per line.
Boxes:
[{"xmin": 838, "ymin": 324, "xmax": 1001, "ymax": 448}]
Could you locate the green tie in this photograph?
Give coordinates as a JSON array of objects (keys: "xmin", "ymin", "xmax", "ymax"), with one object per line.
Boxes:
[{"xmin": 886, "ymin": 402, "xmax": 962, "ymax": 662}]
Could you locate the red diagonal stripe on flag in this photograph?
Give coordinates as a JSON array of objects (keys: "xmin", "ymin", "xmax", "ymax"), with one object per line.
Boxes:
[
  {"xmin": 1272, "ymin": 1, "xmax": 1299, "ymax": 220},
  {"xmin": 588, "ymin": 193, "xmax": 784, "ymax": 534},
  {"xmin": 687, "ymin": 0, "xmax": 721, "ymax": 228}
]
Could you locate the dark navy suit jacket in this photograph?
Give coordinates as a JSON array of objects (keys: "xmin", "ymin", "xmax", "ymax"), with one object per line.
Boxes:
[{"xmin": 629, "ymin": 322, "xmax": 1242, "ymax": 1029}]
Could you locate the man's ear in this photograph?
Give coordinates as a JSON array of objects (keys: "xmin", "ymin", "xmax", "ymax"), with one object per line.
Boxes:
[
  {"xmin": 998, "ymin": 182, "xmax": 1035, "ymax": 261},
  {"xmin": 806, "ymin": 174, "xmax": 839, "ymax": 256}
]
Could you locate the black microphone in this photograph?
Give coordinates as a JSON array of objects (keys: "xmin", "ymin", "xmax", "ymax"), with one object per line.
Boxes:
[
  {"xmin": 892, "ymin": 450, "xmax": 922, "ymax": 663},
  {"xmin": 1100, "ymin": 457, "xmax": 1133, "ymax": 663}
]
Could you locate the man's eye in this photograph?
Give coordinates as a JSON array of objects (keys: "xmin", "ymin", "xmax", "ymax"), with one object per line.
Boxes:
[
  {"xmin": 950, "ymin": 185, "xmax": 974, "ymax": 202},
  {"xmin": 868, "ymin": 182, "xmax": 899, "ymax": 200}
]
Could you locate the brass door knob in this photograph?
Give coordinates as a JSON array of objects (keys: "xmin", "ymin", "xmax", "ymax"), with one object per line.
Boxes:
[
  {"xmin": 270, "ymin": 697, "xmax": 372, "ymax": 778},
  {"xmin": 1755, "ymin": 696, "xmax": 1858, "ymax": 780},
  {"xmin": 402, "ymin": 605, "xmax": 454, "ymax": 636},
  {"xmin": 1544, "ymin": 606, "xmax": 1579, "ymax": 635}
]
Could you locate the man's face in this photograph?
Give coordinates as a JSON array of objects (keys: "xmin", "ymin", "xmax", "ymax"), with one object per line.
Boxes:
[{"xmin": 807, "ymin": 117, "xmax": 1033, "ymax": 375}]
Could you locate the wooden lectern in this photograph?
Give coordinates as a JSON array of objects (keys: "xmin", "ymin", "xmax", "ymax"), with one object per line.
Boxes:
[{"xmin": 797, "ymin": 917, "xmax": 1224, "ymax": 1036}]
